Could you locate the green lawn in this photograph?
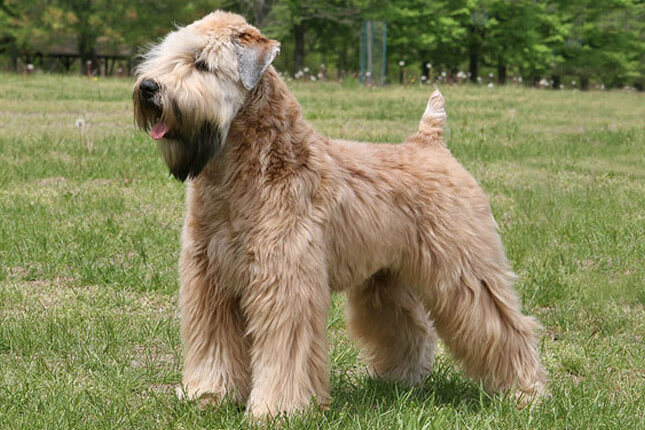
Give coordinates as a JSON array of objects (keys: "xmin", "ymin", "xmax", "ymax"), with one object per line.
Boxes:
[{"xmin": 0, "ymin": 74, "xmax": 643, "ymax": 429}]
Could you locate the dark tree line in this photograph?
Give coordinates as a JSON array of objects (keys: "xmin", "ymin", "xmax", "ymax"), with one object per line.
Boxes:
[{"xmin": 1, "ymin": 0, "xmax": 643, "ymax": 88}]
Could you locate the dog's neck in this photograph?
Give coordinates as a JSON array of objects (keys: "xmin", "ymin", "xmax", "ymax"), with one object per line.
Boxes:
[{"xmin": 222, "ymin": 68, "xmax": 317, "ymax": 182}]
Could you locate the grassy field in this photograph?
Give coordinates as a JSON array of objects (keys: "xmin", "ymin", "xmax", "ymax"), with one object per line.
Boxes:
[{"xmin": 0, "ymin": 73, "xmax": 643, "ymax": 429}]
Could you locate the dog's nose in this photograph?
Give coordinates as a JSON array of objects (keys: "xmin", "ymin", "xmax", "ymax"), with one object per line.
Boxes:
[{"xmin": 139, "ymin": 79, "xmax": 159, "ymax": 99}]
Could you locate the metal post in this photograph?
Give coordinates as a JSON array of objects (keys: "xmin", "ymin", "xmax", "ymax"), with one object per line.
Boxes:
[
  {"xmin": 366, "ymin": 21, "xmax": 373, "ymax": 85},
  {"xmin": 359, "ymin": 22, "xmax": 366, "ymax": 84},
  {"xmin": 382, "ymin": 22, "xmax": 387, "ymax": 85}
]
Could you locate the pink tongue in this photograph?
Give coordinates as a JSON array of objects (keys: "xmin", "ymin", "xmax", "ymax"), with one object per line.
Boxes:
[{"xmin": 150, "ymin": 122, "xmax": 169, "ymax": 140}]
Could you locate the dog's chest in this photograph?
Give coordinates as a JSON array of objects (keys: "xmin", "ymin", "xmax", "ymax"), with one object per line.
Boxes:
[{"xmin": 205, "ymin": 222, "xmax": 255, "ymax": 293}]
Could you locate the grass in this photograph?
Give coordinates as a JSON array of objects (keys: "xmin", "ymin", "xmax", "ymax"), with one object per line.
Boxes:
[{"xmin": 0, "ymin": 73, "xmax": 643, "ymax": 429}]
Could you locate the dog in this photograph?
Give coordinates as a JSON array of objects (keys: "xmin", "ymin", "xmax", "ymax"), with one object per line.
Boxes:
[{"xmin": 133, "ymin": 11, "xmax": 547, "ymax": 417}]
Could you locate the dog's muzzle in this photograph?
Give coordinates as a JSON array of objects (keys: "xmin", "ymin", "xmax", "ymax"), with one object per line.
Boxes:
[
  {"xmin": 136, "ymin": 79, "xmax": 169, "ymax": 140},
  {"xmin": 133, "ymin": 78, "xmax": 223, "ymax": 181},
  {"xmin": 139, "ymin": 79, "xmax": 159, "ymax": 102}
]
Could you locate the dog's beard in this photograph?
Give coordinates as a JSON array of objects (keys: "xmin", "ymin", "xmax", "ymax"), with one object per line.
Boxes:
[
  {"xmin": 157, "ymin": 122, "xmax": 223, "ymax": 181},
  {"xmin": 134, "ymin": 90, "xmax": 229, "ymax": 181}
]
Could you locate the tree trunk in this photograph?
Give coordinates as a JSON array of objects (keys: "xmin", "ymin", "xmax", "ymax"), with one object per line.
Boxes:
[
  {"xmin": 79, "ymin": 49, "xmax": 98, "ymax": 76},
  {"xmin": 79, "ymin": 33, "xmax": 98, "ymax": 76},
  {"xmin": 337, "ymin": 41, "xmax": 347, "ymax": 80},
  {"xmin": 580, "ymin": 76, "xmax": 589, "ymax": 91},
  {"xmin": 551, "ymin": 74, "xmax": 561, "ymax": 89},
  {"xmin": 293, "ymin": 23, "xmax": 305, "ymax": 75},
  {"xmin": 253, "ymin": 0, "xmax": 275, "ymax": 28},
  {"xmin": 421, "ymin": 59, "xmax": 431, "ymax": 80},
  {"xmin": 497, "ymin": 62, "xmax": 507, "ymax": 85},
  {"xmin": 449, "ymin": 67, "xmax": 458, "ymax": 84},
  {"xmin": 468, "ymin": 25, "xmax": 485, "ymax": 84},
  {"xmin": 73, "ymin": 0, "xmax": 99, "ymax": 76},
  {"xmin": 469, "ymin": 47, "xmax": 479, "ymax": 83}
]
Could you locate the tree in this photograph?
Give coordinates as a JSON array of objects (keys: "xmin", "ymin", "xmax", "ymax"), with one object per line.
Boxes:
[
  {"xmin": 266, "ymin": 0, "xmax": 361, "ymax": 74},
  {"xmin": 377, "ymin": 0, "xmax": 468, "ymax": 80},
  {"xmin": 0, "ymin": 0, "xmax": 221, "ymax": 74},
  {"xmin": 555, "ymin": 0, "xmax": 642, "ymax": 89},
  {"xmin": 1, "ymin": 0, "xmax": 642, "ymax": 87},
  {"xmin": 0, "ymin": 0, "xmax": 52, "ymax": 67}
]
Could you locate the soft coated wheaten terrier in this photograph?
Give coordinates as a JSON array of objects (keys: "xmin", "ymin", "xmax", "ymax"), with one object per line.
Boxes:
[{"xmin": 133, "ymin": 11, "xmax": 547, "ymax": 417}]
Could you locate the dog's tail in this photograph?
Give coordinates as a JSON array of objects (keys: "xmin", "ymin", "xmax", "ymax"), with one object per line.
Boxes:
[{"xmin": 418, "ymin": 89, "xmax": 447, "ymax": 137}]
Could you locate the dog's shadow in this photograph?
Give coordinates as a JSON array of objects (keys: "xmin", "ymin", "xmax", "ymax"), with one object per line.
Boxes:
[
  {"xmin": 329, "ymin": 365, "xmax": 487, "ymax": 415},
  {"xmin": 172, "ymin": 362, "xmax": 488, "ymax": 427}
]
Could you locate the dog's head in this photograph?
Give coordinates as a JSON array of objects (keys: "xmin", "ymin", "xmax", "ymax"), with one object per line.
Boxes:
[{"xmin": 133, "ymin": 11, "xmax": 280, "ymax": 181}]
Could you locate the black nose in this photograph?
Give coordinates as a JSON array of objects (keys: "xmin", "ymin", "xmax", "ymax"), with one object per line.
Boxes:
[{"xmin": 139, "ymin": 79, "xmax": 159, "ymax": 99}]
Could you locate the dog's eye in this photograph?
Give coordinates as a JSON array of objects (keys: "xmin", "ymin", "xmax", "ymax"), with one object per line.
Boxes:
[{"xmin": 195, "ymin": 60, "xmax": 209, "ymax": 72}]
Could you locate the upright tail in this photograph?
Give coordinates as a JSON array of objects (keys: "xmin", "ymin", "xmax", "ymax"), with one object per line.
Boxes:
[{"xmin": 418, "ymin": 89, "xmax": 447, "ymax": 136}]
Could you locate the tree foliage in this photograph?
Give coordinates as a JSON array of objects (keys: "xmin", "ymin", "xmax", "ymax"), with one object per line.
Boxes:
[{"xmin": 0, "ymin": 0, "xmax": 642, "ymax": 88}]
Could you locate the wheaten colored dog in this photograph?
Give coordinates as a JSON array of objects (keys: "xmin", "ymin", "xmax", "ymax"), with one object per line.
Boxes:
[{"xmin": 133, "ymin": 11, "xmax": 547, "ymax": 418}]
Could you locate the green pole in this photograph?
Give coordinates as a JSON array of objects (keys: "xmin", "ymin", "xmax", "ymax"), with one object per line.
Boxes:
[
  {"xmin": 382, "ymin": 22, "xmax": 387, "ymax": 86},
  {"xmin": 360, "ymin": 22, "xmax": 366, "ymax": 84}
]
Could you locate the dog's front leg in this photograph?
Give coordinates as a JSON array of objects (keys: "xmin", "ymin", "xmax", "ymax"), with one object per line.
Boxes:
[
  {"xmin": 177, "ymin": 248, "xmax": 251, "ymax": 406},
  {"xmin": 242, "ymin": 259, "xmax": 330, "ymax": 418}
]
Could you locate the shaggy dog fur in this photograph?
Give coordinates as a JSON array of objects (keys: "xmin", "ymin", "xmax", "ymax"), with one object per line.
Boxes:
[{"xmin": 133, "ymin": 11, "xmax": 547, "ymax": 417}]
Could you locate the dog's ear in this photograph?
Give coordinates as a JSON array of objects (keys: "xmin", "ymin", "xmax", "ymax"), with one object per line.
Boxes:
[{"xmin": 234, "ymin": 32, "xmax": 280, "ymax": 90}]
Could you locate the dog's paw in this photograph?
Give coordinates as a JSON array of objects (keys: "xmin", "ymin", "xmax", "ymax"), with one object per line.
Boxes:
[
  {"xmin": 514, "ymin": 381, "xmax": 549, "ymax": 410},
  {"xmin": 176, "ymin": 383, "xmax": 228, "ymax": 408},
  {"xmin": 246, "ymin": 391, "xmax": 324, "ymax": 420}
]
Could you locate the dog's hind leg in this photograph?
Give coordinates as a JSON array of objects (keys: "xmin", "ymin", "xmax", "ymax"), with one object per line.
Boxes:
[
  {"xmin": 178, "ymin": 248, "xmax": 251, "ymax": 406},
  {"xmin": 345, "ymin": 270, "xmax": 437, "ymax": 385},
  {"xmin": 423, "ymin": 262, "xmax": 547, "ymax": 406}
]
